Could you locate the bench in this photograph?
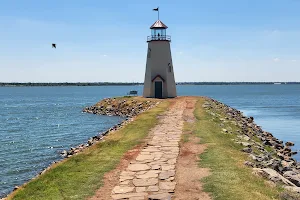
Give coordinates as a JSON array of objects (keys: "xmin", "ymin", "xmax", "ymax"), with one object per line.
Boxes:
[{"xmin": 127, "ymin": 90, "xmax": 138, "ymax": 96}]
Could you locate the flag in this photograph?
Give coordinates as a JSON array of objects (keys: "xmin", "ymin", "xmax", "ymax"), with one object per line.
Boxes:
[
  {"xmin": 153, "ymin": 7, "xmax": 159, "ymax": 11},
  {"xmin": 52, "ymin": 44, "xmax": 56, "ymax": 48}
]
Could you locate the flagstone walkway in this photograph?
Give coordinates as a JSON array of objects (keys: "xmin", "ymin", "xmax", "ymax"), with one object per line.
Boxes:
[{"xmin": 111, "ymin": 99, "xmax": 185, "ymax": 200}]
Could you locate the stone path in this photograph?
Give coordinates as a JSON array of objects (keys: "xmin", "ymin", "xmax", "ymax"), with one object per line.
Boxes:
[{"xmin": 111, "ymin": 100, "xmax": 185, "ymax": 200}]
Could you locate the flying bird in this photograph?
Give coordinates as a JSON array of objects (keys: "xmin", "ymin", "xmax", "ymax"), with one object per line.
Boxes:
[{"xmin": 52, "ymin": 44, "xmax": 56, "ymax": 48}]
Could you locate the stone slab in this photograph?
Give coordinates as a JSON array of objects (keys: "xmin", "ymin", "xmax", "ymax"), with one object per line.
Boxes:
[
  {"xmin": 148, "ymin": 193, "xmax": 172, "ymax": 200},
  {"xmin": 112, "ymin": 192, "xmax": 147, "ymax": 200},
  {"xmin": 132, "ymin": 178, "xmax": 158, "ymax": 187},
  {"xmin": 128, "ymin": 164, "xmax": 150, "ymax": 172},
  {"xmin": 159, "ymin": 182, "xmax": 176, "ymax": 191},
  {"xmin": 112, "ymin": 186, "xmax": 135, "ymax": 194}
]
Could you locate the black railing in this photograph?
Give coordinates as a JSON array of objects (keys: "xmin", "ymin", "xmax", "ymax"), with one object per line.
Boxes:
[{"xmin": 147, "ymin": 35, "xmax": 171, "ymax": 42}]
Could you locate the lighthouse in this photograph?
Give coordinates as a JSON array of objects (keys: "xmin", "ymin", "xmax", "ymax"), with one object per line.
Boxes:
[{"xmin": 143, "ymin": 12, "xmax": 177, "ymax": 98}]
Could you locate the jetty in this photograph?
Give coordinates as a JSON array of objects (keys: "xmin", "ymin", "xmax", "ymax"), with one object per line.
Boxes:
[{"xmin": 5, "ymin": 96, "xmax": 300, "ymax": 200}]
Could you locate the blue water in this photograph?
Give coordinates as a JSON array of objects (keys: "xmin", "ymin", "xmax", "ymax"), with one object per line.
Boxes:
[{"xmin": 1, "ymin": 85, "xmax": 300, "ymax": 197}]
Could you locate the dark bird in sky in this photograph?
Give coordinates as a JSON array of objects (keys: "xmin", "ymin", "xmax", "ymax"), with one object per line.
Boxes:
[{"xmin": 52, "ymin": 44, "xmax": 56, "ymax": 48}]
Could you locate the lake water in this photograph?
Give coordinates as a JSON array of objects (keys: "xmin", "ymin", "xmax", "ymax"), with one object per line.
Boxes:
[{"xmin": 1, "ymin": 85, "xmax": 300, "ymax": 197}]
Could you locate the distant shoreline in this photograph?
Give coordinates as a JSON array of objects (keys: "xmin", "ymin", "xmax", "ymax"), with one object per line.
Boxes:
[{"xmin": 1, "ymin": 82, "xmax": 300, "ymax": 87}]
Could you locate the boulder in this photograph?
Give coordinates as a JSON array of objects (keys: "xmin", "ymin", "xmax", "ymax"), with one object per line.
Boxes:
[
  {"xmin": 283, "ymin": 171, "xmax": 300, "ymax": 187},
  {"xmin": 284, "ymin": 186, "xmax": 300, "ymax": 194},
  {"xmin": 252, "ymin": 168, "xmax": 296, "ymax": 186},
  {"xmin": 286, "ymin": 142, "xmax": 295, "ymax": 147},
  {"xmin": 242, "ymin": 147, "xmax": 252, "ymax": 153}
]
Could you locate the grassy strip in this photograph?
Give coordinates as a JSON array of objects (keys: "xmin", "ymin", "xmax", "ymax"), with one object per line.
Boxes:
[
  {"xmin": 9, "ymin": 100, "xmax": 169, "ymax": 200},
  {"xmin": 194, "ymin": 98, "xmax": 283, "ymax": 200}
]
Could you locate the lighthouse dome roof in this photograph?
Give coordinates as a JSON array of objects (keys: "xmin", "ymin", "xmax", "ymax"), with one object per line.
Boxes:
[{"xmin": 150, "ymin": 20, "xmax": 168, "ymax": 29}]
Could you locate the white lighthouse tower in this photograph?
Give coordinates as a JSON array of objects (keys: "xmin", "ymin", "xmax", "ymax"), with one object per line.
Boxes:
[{"xmin": 143, "ymin": 13, "xmax": 177, "ymax": 98}]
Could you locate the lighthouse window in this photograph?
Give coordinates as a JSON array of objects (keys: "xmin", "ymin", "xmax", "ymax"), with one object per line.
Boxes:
[
  {"xmin": 147, "ymin": 48, "xmax": 151, "ymax": 58},
  {"xmin": 168, "ymin": 63, "xmax": 172, "ymax": 72}
]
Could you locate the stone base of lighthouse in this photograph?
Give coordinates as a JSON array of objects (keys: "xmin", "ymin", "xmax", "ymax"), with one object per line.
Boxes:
[{"xmin": 143, "ymin": 41, "xmax": 177, "ymax": 98}]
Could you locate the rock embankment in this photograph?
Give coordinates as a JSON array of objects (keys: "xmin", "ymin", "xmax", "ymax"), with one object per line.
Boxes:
[
  {"xmin": 203, "ymin": 98, "xmax": 300, "ymax": 194},
  {"xmin": 83, "ymin": 97, "xmax": 159, "ymax": 118}
]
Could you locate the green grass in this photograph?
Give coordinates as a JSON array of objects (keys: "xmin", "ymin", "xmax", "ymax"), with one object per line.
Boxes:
[
  {"xmin": 9, "ymin": 100, "xmax": 169, "ymax": 200},
  {"xmin": 194, "ymin": 98, "xmax": 283, "ymax": 200}
]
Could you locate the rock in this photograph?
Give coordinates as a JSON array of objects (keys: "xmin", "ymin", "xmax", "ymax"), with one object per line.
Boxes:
[
  {"xmin": 284, "ymin": 186, "xmax": 300, "ymax": 194},
  {"xmin": 161, "ymin": 165, "xmax": 175, "ymax": 171},
  {"xmin": 119, "ymin": 180, "xmax": 130, "ymax": 185},
  {"xmin": 60, "ymin": 150, "xmax": 67, "ymax": 157},
  {"xmin": 249, "ymin": 154, "xmax": 257, "ymax": 161},
  {"xmin": 13, "ymin": 186, "xmax": 19, "ymax": 191},
  {"xmin": 280, "ymin": 191, "xmax": 300, "ymax": 200},
  {"xmin": 282, "ymin": 160, "xmax": 295, "ymax": 168},
  {"xmin": 119, "ymin": 176, "xmax": 135, "ymax": 182},
  {"xmin": 112, "ymin": 186, "xmax": 135, "ymax": 194},
  {"xmin": 286, "ymin": 142, "xmax": 295, "ymax": 147},
  {"xmin": 87, "ymin": 139, "xmax": 93, "ymax": 146},
  {"xmin": 277, "ymin": 152, "xmax": 285, "ymax": 160},
  {"xmin": 167, "ymin": 158, "xmax": 177, "ymax": 165},
  {"xmin": 151, "ymin": 165, "xmax": 161, "ymax": 170},
  {"xmin": 159, "ymin": 170, "xmax": 175, "ymax": 180},
  {"xmin": 291, "ymin": 151, "xmax": 298, "ymax": 155},
  {"xmin": 274, "ymin": 143, "xmax": 284, "ymax": 150},
  {"xmin": 120, "ymin": 171, "xmax": 135, "ymax": 176},
  {"xmin": 128, "ymin": 164, "xmax": 150, "ymax": 172},
  {"xmin": 283, "ymin": 171, "xmax": 300, "ymax": 187},
  {"xmin": 136, "ymin": 187, "xmax": 146, "ymax": 193},
  {"xmin": 284, "ymin": 147, "xmax": 292, "ymax": 153},
  {"xmin": 111, "ymin": 192, "xmax": 147, "ymax": 200},
  {"xmin": 148, "ymin": 193, "xmax": 172, "ymax": 200},
  {"xmin": 222, "ymin": 128, "xmax": 228, "ymax": 133},
  {"xmin": 243, "ymin": 135, "xmax": 251, "ymax": 141},
  {"xmin": 242, "ymin": 147, "xmax": 252, "ymax": 153},
  {"xmin": 135, "ymin": 170, "xmax": 159, "ymax": 179},
  {"xmin": 132, "ymin": 178, "xmax": 158, "ymax": 187},
  {"xmin": 147, "ymin": 186, "xmax": 159, "ymax": 192},
  {"xmin": 244, "ymin": 161, "xmax": 255, "ymax": 168},
  {"xmin": 241, "ymin": 142, "xmax": 251, "ymax": 147},
  {"xmin": 249, "ymin": 116, "xmax": 254, "ymax": 123},
  {"xmin": 159, "ymin": 182, "xmax": 176, "ymax": 191},
  {"xmin": 135, "ymin": 154, "xmax": 154, "ymax": 161},
  {"xmin": 252, "ymin": 168, "xmax": 296, "ymax": 186}
]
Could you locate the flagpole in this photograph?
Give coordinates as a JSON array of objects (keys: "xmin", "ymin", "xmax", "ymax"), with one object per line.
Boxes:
[{"xmin": 158, "ymin": 7, "xmax": 159, "ymax": 20}]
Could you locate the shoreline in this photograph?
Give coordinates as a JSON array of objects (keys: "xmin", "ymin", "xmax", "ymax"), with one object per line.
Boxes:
[
  {"xmin": 2, "ymin": 97, "xmax": 160, "ymax": 199},
  {"xmin": 3, "ymin": 96, "xmax": 300, "ymax": 199},
  {"xmin": 203, "ymin": 97, "xmax": 300, "ymax": 191}
]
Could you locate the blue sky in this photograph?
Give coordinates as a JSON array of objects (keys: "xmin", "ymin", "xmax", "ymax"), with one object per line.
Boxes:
[{"xmin": 1, "ymin": 0, "xmax": 300, "ymax": 82}]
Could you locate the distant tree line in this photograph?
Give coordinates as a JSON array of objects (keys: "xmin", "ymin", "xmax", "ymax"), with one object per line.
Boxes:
[
  {"xmin": 176, "ymin": 82, "xmax": 300, "ymax": 85},
  {"xmin": 0, "ymin": 82, "xmax": 300, "ymax": 87},
  {"xmin": 0, "ymin": 82, "xmax": 143, "ymax": 87}
]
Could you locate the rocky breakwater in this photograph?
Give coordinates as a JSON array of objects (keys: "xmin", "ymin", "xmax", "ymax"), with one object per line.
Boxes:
[
  {"xmin": 60, "ymin": 98, "xmax": 160, "ymax": 158},
  {"xmin": 203, "ymin": 98, "xmax": 300, "ymax": 196},
  {"xmin": 83, "ymin": 97, "xmax": 159, "ymax": 118}
]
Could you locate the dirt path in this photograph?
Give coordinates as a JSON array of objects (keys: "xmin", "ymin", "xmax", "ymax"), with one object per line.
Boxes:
[
  {"xmin": 90, "ymin": 97, "xmax": 210, "ymax": 200},
  {"xmin": 173, "ymin": 97, "xmax": 211, "ymax": 200}
]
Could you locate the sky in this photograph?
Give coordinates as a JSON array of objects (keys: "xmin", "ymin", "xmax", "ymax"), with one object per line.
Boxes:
[{"xmin": 1, "ymin": 0, "xmax": 300, "ymax": 82}]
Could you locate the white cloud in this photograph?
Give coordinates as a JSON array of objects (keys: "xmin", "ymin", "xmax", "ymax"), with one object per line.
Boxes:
[{"xmin": 273, "ymin": 58, "xmax": 280, "ymax": 62}]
